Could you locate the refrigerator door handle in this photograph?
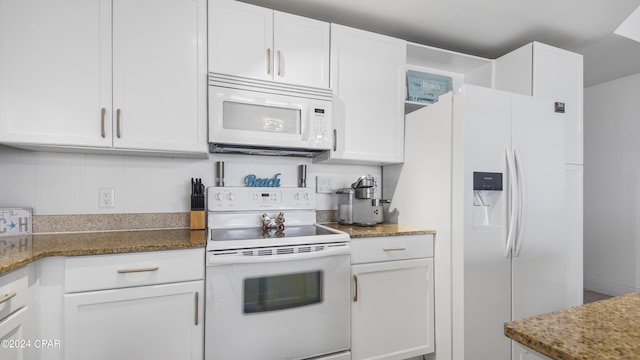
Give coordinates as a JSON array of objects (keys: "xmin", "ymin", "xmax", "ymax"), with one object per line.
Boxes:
[
  {"xmin": 513, "ymin": 147, "xmax": 526, "ymax": 257},
  {"xmin": 505, "ymin": 146, "xmax": 519, "ymax": 258}
]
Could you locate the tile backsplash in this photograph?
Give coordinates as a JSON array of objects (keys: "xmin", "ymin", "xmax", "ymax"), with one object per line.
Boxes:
[{"xmin": 0, "ymin": 146, "xmax": 379, "ymax": 216}]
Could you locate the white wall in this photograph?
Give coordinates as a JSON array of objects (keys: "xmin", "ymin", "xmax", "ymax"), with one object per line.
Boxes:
[
  {"xmin": 0, "ymin": 146, "xmax": 380, "ymax": 215},
  {"xmin": 584, "ymin": 72, "xmax": 640, "ymax": 295}
]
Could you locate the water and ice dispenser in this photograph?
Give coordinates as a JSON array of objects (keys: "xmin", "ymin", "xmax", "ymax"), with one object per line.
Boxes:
[{"xmin": 473, "ymin": 172, "xmax": 504, "ymax": 227}]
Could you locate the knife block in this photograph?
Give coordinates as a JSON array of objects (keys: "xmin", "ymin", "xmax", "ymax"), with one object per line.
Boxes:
[{"xmin": 190, "ymin": 210, "xmax": 206, "ymax": 230}]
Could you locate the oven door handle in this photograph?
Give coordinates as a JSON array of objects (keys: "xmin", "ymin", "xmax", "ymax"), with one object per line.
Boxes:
[{"xmin": 208, "ymin": 246, "xmax": 350, "ymax": 265}]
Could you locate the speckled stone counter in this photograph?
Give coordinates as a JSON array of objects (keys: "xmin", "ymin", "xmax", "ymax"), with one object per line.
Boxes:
[
  {"xmin": 323, "ymin": 223, "xmax": 435, "ymax": 238},
  {"xmin": 0, "ymin": 229, "xmax": 206, "ymax": 276},
  {"xmin": 504, "ymin": 293, "xmax": 640, "ymax": 359}
]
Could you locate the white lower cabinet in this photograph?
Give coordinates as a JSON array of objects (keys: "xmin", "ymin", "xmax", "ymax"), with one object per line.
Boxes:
[
  {"xmin": 0, "ymin": 266, "xmax": 34, "ymax": 360},
  {"xmin": 0, "ymin": 307, "xmax": 29, "ymax": 360},
  {"xmin": 350, "ymin": 235, "xmax": 435, "ymax": 360},
  {"xmin": 513, "ymin": 342, "xmax": 553, "ymax": 360},
  {"xmin": 64, "ymin": 281, "xmax": 203, "ymax": 360},
  {"xmin": 63, "ymin": 249, "xmax": 204, "ymax": 360}
]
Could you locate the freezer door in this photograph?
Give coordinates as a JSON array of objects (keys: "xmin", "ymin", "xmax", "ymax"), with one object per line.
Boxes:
[
  {"xmin": 455, "ymin": 85, "xmax": 513, "ymax": 360},
  {"xmin": 510, "ymin": 93, "xmax": 566, "ymax": 321}
]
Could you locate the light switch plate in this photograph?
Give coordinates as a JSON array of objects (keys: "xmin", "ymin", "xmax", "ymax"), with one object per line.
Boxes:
[{"xmin": 316, "ymin": 176, "xmax": 333, "ymax": 194}]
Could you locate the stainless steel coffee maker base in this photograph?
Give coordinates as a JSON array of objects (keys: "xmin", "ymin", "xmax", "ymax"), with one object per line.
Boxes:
[
  {"xmin": 352, "ymin": 199, "xmax": 383, "ymax": 226},
  {"xmin": 337, "ymin": 175, "xmax": 388, "ymax": 226}
]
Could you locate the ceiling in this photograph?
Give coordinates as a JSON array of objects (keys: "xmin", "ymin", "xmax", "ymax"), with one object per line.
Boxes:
[{"xmin": 239, "ymin": 0, "xmax": 640, "ymax": 87}]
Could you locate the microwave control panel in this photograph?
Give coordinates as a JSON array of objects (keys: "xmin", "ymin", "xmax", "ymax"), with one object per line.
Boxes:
[{"xmin": 309, "ymin": 102, "xmax": 331, "ymax": 145}]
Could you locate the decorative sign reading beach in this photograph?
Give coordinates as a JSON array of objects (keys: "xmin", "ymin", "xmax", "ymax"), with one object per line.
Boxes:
[{"xmin": 243, "ymin": 173, "xmax": 282, "ymax": 187}]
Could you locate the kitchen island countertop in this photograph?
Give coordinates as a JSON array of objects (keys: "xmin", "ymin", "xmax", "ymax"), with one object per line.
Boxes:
[
  {"xmin": 323, "ymin": 223, "xmax": 435, "ymax": 238},
  {"xmin": 0, "ymin": 229, "xmax": 206, "ymax": 276},
  {"xmin": 504, "ymin": 293, "xmax": 640, "ymax": 359}
]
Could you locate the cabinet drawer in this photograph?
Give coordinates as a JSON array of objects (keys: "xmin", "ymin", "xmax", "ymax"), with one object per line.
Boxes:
[
  {"xmin": 0, "ymin": 267, "xmax": 28, "ymax": 322},
  {"xmin": 350, "ymin": 234, "xmax": 433, "ymax": 264},
  {"xmin": 65, "ymin": 248, "xmax": 204, "ymax": 293}
]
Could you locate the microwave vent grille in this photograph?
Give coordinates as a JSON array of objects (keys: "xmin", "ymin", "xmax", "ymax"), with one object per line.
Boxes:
[{"xmin": 209, "ymin": 72, "xmax": 332, "ymax": 101}]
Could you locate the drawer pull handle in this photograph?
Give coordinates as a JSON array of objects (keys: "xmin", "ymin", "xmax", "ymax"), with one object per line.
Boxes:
[
  {"xmin": 117, "ymin": 267, "xmax": 159, "ymax": 274},
  {"xmin": 0, "ymin": 291, "xmax": 17, "ymax": 305},
  {"xmin": 383, "ymin": 247, "xmax": 406, "ymax": 251},
  {"xmin": 353, "ymin": 274, "xmax": 358, "ymax": 302}
]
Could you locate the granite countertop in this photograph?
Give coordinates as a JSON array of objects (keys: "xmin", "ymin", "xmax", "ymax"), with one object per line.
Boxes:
[
  {"xmin": 504, "ymin": 293, "xmax": 640, "ymax": 359},
  {"xmin": 0, "ymin": 222, "xmax": 434, "ymax": 276},
  {"xmin": 0, "ymin": 229, "xmax": 206, "ymax": 276},
  {"xmin": 323, "ymin": 223, "xmax": 436, "ymax": 238}
]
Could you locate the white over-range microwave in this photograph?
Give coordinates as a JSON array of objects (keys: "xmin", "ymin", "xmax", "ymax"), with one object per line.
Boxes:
[{"xmin": 208, "ymin": 73, "xmax": 333, "ymax": 157}]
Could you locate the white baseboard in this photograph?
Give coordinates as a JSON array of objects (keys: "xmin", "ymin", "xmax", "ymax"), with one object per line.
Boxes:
[{"xmin": 584, "ymin": 277, "xmax": 638, "ymax": 296}]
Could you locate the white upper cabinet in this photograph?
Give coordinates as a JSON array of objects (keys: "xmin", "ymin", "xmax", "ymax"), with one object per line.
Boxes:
[
  {"xmin": 316, "ymin": 24, "xmax": 406, "ymax": 165},
  {"xmin": 0, "ymin": 0, "xmax": 111, "ymax": 148},
  {"xmin": 111, "ymin": 0, "xmax": 208, "ymax": 154},
  {"xmin": 273, "ymin": 11, "xmax": 330, "ymax": 88},
  {"xmin": 209, "ymin": 0, "xmax": 272, "ymax": 81},
  {"xmin": 495, "ymin": 42, "xmax": 583, "ymax": 165},
  {"xmin": 209, "ymin": 0, "xmax": 330, "ymax": 89},
  {"xmin": 0, "ymin": 0, "xmax": 208, "ymax": 157}
]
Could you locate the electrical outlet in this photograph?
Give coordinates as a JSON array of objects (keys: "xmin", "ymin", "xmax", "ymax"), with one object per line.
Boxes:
[
  {"xmin": 316, "ymin": 176, "xmax": 333, "ymax": 194},
  {"xmin": 99, "ymin": 188, "xmax": 115, "ymax": 208}
]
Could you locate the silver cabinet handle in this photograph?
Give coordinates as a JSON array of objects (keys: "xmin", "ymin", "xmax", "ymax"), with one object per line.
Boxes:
[
  {"xmin": 267, "ymin": 48, "xmax": 271, "ymax": 75},
  {"xmin": 194, "ymin": 292, "xmax": 199, "ymax": 326},
  {"xmin": 383, "ymin": 247, "xmax": 406, "ymax": 251},
  {"xmin": 100, "ymin": 108, "xmax": 106, "ymax": 138},
  {"xmin": 333, "ymin": 129, "xmax": 337, "ymax": 152},
  {"xmin": 277, "ymin": 50, "xmax": 282, "ymax": 76},
  {"xmin": 353, "ymin": 274, "xmax": 358, "ymax": 302},
  {"xmin": 0, "ymin": 291, "xmax": 16, "ymax": 305},
  {"xmin": 116, "ymin": 109, "xmax": 122, "ymax": 138},
  {"xmin": 117, "ymin": 266, "xmax": 159, "ymax": 274}
]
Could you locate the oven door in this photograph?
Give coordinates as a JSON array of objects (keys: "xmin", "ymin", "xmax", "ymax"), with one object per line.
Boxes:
[{"xmin": 205, "ymin": 246, "xmax": 350, "ymax": 360}]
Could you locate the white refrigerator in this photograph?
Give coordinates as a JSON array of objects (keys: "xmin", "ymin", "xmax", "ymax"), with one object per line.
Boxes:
[{"xmin": 383, "ymin": 84, "xmax": 582, "ymax": 360}]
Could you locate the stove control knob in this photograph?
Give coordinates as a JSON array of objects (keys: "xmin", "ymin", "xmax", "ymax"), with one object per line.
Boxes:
[
  {"xmin": 304, "ymin": 192, "xmax": 310, "ymax": 200},
  {"xmin": 294, "ymin": 193, "xmax": 300, "ymax": 200},
  {"xmin": 215, "ymin": 192, "xmax": 223, "ymax": 201},
  {"xmin": 227, "ymin": 192, "xmax": 235, "ymax": 201}
]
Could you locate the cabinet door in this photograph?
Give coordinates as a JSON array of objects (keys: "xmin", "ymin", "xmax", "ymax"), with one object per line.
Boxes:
[
  {"xmin": 208, "ymin": 0, "xmax": 273, "ymax": 81},
  {"xmin": 273, "ymin": 12, "xmax": 330, "ymax": 88},
  {"xmin": 112, "ymin": 0, "xmax": 207, "ymax": 153},
  {"xmin": 351, "ymin": 258, "xmax": 434, "ymax": 360},
  {"xmin": 329, "ymin": 25, "xmax": 406, "ymax": 165},
  {"xmin": 64, "ymin": 280, "xmax": 203, "ymax": 360},
  {"xmin": 494, "ymin": 42, "xmax": 583, "ymax": 165},
  {"xmin": 0, "ymin": 0, "xmax": 112, "ymax": 147},
  {"xmin": 0, "ymin": 307, "xmax": 28, "ymax": 360},
  {"xmin": 532, "ymin": 43, "xmax": 583, "ymax": 165},
  {"xmin": 513, "ymin": 342, "xmax": 553, "ymax": 360}
]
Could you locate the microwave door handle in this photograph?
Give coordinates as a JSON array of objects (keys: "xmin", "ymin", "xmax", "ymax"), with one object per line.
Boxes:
[{"xmin": 208, "ymin": 246, "xmax": 349, "ymax": 265}]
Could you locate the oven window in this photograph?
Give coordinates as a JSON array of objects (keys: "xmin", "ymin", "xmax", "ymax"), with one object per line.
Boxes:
[{"xmin": 243, "ymin": 271, "xmax": 323, "ymax": 313}]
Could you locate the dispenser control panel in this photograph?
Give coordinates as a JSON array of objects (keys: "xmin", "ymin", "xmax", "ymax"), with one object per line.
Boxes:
[{"xmin": 473, "ymin": 172, "xmax": 503, "ymax": 191}]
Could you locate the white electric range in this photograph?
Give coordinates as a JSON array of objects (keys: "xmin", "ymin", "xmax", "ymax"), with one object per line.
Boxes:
[{"xmin": 205, "ymin": 187, "xmax": 351, "ymax": 360}]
